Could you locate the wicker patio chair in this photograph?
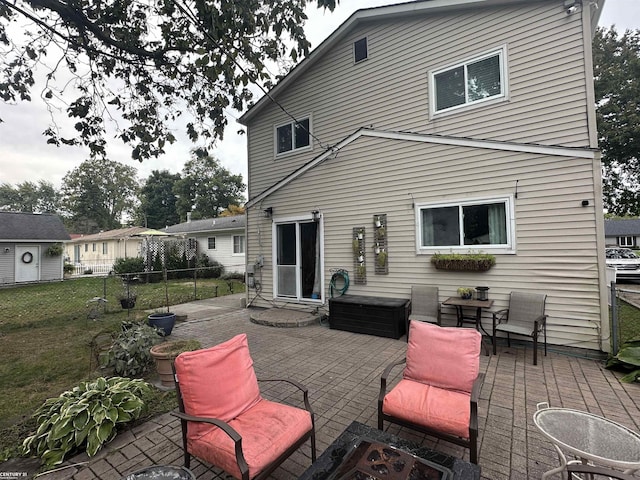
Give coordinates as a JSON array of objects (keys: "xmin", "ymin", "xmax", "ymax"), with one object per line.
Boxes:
[
  {"xmin": 378, "ymin": 321, "xmax": 484, "ymax": 464},
  {"xmin": 492, "ymin": 291, "xmax": 547, "ymax": 365},
  {"xmin": 407, "ymin": 285, "xmax": 441, "ymax": 333},
  {"xmin": 172, "ymin": 333, "xmax": 316, "ymax": 480}
]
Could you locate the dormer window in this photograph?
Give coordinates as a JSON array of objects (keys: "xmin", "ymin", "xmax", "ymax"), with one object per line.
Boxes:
[
  {"xmin": 430, "ymin": 47, "xmax": 507, "ymax": 115},
  {"xmin": 354, "ymin": 37, "xmax": 368, "ymax": 63},
  {"xmin": 276, "ymin": 117, "xmax": 311, "ymax": 155}
]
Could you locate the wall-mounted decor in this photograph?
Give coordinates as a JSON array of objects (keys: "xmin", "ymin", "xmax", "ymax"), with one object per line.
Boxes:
[
  {"xmin": 431, "ymin": 253, "xmax": 496, "ymax": 272},
  {"xmin": 373, "ymin": 214, "xmax": 388, "ymax": 275},
  {"xmin": 352, "ymin": 227, "xmax": 366, "ymax": 284}
]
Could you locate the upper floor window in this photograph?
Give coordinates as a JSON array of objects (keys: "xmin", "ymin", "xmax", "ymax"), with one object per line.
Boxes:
[
  {"xmin": 207, "ymin": 237, "xmax": 216, "ymax": 250},
  {"xmin": 276, "ymin": 117, "xmax": 311, "ymax": 155},
  {"xmin": 417, "ymin": 196, "xmax": 514, "ymax": 253},
  {"xmin": 431, "ymin": 48, "xmax": 506, "ymax": 115},
  {"xmin": 354, "ymin": 37, "xmax": 368, "ymax": 63},
  {"xmin": 233, "ymin": 235, "xmax": 245, "ymax": 254}
]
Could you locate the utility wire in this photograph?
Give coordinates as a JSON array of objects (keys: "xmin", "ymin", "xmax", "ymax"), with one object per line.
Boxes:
[{"xmin": 172, "ymin": 0, "xmax": 333, "ymax": 151}]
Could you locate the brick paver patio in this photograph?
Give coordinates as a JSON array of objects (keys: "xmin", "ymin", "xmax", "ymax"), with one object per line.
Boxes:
[{"xmin": 32, "ymin": 295, "xmax": 639, "ymax": 480}]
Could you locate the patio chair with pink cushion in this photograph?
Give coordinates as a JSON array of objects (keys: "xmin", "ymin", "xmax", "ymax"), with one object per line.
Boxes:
[
  {"xmin": 378, "ymin": 321, "xmax": 484, "ymax": 464},
  {"xmin": 172, "ymin": 333, "xmax": 316, "ymax": 480}
]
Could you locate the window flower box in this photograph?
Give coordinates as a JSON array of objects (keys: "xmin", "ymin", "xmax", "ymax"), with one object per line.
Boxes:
[{"xmin": 431, "ymin": 253, "xmax": 496, "ymax": 272}]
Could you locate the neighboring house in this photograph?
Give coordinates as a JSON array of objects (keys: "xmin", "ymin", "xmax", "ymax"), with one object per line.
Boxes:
[
  {"xmin": 0, "ymin": 211, "xmax": 70, "ymax": 284},
  {"xmin": 163, "ymin": 215, "xmax": 246, "ymax": 274},
  {"xmin": 64, "ymin": 227, "xmax": 150, "ymax": 274},
  {"xmin": 604, "ymin": 219, "xmax": 640, "ymax": 249},
  {"xmin": 239, "ymin": 0, "xmax": 609, "ymax": 351}
]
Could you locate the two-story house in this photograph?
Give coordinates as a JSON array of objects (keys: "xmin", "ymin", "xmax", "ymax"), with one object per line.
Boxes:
[{"xmin": 239, "ymin": 0, "xmax": 608, "ymax": 351}]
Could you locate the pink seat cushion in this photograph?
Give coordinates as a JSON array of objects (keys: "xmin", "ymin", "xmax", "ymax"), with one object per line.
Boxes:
[
  {"xmin": 405, "ymin": 321, "xmax": 480, "ymax": 393},
  {"xmin": 174, "ymin": 334, "xmax": 261, "ymax": 439},
  {"xmin": 188, "ymin": 398, "xmax": 313, "ymax": 479},
  {"xmin": 383, "ymin": 379, "xmax": 471, "ymax": 439}
]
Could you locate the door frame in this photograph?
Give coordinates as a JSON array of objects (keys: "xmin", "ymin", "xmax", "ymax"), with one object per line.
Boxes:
[{"xmin": 272, "ymin": 213, "xmax": 324, "ymax": 303}]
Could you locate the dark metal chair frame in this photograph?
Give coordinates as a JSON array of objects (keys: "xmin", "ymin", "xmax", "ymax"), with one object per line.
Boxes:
[
  {"xmin": 566, "ymin": 463, "xmax": 639, "ymax": 480},
  {"xmin": 492, "ymin": 292, "xmax": 548, "ymax": 365},
  {"xmin": 377, "ymin": 358, "xmax": 484, "ymax": 465},
  {"xmin": 172, "ymin": 363, "xmax": 316, "ymax": 480}
]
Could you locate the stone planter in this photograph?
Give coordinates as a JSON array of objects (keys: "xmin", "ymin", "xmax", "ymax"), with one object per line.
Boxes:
[{"xmin": 147, "ymin": 312, "xmax": 176, "ymax": 336}]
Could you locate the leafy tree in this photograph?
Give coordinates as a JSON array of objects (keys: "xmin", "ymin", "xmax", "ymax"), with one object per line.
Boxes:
[
  {"xmin": 593, "ymin": 27, "xmax": 640, "ymax": 216},
  {"xmin": 220, "ymin": 204, "xmax": 246, "ymax": 217},
  {"xmin": 137, "ymin": 170, "xmax": 181, "ymax": 229},
  {"xmin": 0, "ymin": 0, "xmax": 338, "ymax": 161},
  {"xmin": 61, "ymin": 158, "xmax": 139, "ymax": 233},
  {"xmin": 0, "ymin": 180, "xmax": 61, "ymax": 213},
  {"xmin": 174, "ymin": 149, "xmax": 245, "ymax": 220}
]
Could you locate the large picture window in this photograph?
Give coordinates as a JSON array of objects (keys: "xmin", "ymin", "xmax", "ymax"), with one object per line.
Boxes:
[
  {"xmin": 431, "ymin": 48, "xmax": 506, "ymax": 114},
  {"xmin": 276, "ymin": 117, "xmax": 311, "ymax": 155},
  {"xmin": 417, "ymin": 197, "xmax": 514, "ymax": 253}
]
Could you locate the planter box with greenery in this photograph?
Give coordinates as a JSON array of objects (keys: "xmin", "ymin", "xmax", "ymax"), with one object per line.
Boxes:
[{"xmin": 431, "ymin": 253, "xmax": 496, "ymax": 272}]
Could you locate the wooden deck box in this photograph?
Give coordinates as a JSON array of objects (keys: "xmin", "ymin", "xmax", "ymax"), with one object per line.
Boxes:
[{"xmin": 329, "ymin": 294, "xmax": 409, "ymax": 339}]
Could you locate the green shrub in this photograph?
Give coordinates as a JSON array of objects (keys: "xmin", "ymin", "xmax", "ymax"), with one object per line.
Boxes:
[
  {"xmin": 221, "ymin": 272, "xmax": 245, "ymax": 282},
  {"xmin": 22, "ymin": 377, "xmax": 151, "ymax": 466},
  {"xmin": 101, "ymin": 322, "xmax": 164, "ymax": 377},
  {"xmin": 606, "ymin": 336, "xmax": 640, "ymax": 383},
  {"xmin": 63, "ymin": 263, "xmax": 75, "ymax": 274},
  {"xmin": 113, "ymin": 257, "xmax": 145, "ymax": 276},
  {"xmin": 196, "ymin": 254, "xmax": 224, "ymax": 278}
]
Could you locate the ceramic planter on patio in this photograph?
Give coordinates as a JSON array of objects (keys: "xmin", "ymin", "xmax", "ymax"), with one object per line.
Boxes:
[
  {"xmin": 147, "ymin": 312, "xmax": 176, "ymax": 336},
  {"xmin": 150, "ymin": 339, "xmax": 201, "ymax": 388}
]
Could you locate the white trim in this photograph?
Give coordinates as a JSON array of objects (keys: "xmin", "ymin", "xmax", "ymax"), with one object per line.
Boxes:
[
  {"xmin": 414, "ymin": 195, "xmax": 516, "ymax": 255},
  {"xmin": 274, "ymin": 115, "xmax": 313, "ymax": 158},
  {"xmin": 246, "ymin": 127, "xmax": 598, "ymax": 208},
  {"xmin": 429, "ymin": 46, "xmax": 508, "ymax": 117}
]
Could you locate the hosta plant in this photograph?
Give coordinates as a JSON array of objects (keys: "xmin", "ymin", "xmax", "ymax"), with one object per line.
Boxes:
[
  {"xmin": 23, "ymin": 377, "xmax": 151, "ymax": 466},
  {"xmin": 101, "ymin": 321, "xmax": 164, "ymax": 377},
  {"xmin": 606, "ymin": 337, "xmax": 640, "ymax": 383}
]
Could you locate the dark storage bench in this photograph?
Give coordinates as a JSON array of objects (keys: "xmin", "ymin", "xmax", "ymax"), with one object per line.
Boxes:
[{"xmin": 329, "ymin": 294, "xmax": 409, "ymax": 339}]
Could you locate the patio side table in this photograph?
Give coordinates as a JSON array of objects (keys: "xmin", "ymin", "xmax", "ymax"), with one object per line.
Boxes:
[{"xmin": 533, "ymin": 402, "xmax": 640, "ymax": 479}]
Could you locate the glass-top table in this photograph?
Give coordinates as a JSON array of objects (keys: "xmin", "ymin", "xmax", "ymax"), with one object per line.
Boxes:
[{"xmin": 533, "ymin": 402, "xmax": 640, "ymax": 479}]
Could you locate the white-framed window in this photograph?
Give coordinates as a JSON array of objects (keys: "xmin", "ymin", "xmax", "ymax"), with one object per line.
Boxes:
[
  {"xmin": 207, "ymin": 237, "xmax": 216, "ymax": 250},
  {"xmin": 275, "ymin": 117, "xmax": 311, "ymax": 155},
  {"xmin": 233, "ymin": 235, "xmax": 245, "ymax": 254},
  {"xmin": 430, "ymin": 47, "xmax": 507, "ymax": 116},
  {"xmin": 354, "ymin": 37, "xmax": 368, "ymax": 63},
  {"xmin": 619, "ymin": 236, "xmax": 634, "ymax": 247},
  {"xmin": 92, "ymin": 243, "xmax": 96, "ymax": 252},
  {"xmin": 416, "ymin": 196, "xmax": 515, "ymax": 254},
  {"xmin": 102, "ymin": 242, "xmax": 107, "ymax": 254}
]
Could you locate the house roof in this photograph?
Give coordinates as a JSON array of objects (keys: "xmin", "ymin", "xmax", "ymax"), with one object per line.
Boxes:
[
  {"xmin": 238, "ymin": 0, "xmax": 604, "ymax": 126},
  {"xmin": 0, "ymin": 211, "xmax": 70, "ymax": 242},
  {"xmin": 245, "ymin": 127, "xmax": 599, "ymax": 208},
  {"xmin": 68, "ymin": 226, "xmax": 150, "ymax": 242},
  {"xmin": 604, "ymin": 219, "xmax": 640, "ymax": 236},
  {"xmin": 163, "ymin": 215, "xmax": 246, "ymax": 235}
]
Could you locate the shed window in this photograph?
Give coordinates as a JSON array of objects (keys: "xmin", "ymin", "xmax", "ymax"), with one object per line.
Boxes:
[
  {"xmin": 619, "ymin": 236, "xmax": 635, "ymax": 247},
  {"xmin": 276, "ymin": 117, "xmax": 311, "ymax": 154},
  {"xmin": 431, "ymin": 48, "xmax": 506, "ymax": 114},
  {"xmin": 354, "ymin": 37, "xmax": 368, "ymax": 63}
]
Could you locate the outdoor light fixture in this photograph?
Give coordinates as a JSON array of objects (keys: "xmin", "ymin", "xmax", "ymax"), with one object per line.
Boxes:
[
  {"xmin": 263, "ymin": 207, "xmax": 273, "ymax": 218},
  {"xmin": 564, "ymin": 0, "xmax": 579, "ymax": 14},
  {"xmin": 311, "ymin": 210, "xmax": 320, "ymax": 222}
]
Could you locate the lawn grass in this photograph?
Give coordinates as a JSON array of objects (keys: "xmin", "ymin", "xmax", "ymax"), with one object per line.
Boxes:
[
  {"xmin": 0, "ymin": 275, "xmax": 243, "ymax": 461},
  {"xmin": 616, "ymin": 298, "xmax": 640, "ymax": 346}
]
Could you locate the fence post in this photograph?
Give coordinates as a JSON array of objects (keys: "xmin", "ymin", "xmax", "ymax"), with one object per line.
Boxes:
[{"xmin": 610, "ymin": 281, "xmax": 619, "ymax": 356}]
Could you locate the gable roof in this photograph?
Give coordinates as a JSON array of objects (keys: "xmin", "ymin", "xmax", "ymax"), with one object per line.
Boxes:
[
  {"xmin": 238, "ymin": 0, "xmax": 604, "ymax": 126},
  {"xmin": 246, "ymin": 127, "xmax": 599, "ymax": 208},
  {"xmin": 163, "ymin": 215, "xmax": 246, "ymax": 235},
  {"xmin": 604, "ymin": 219, "xmax": 640, "ymax": 236},
  {"xmin": 0, "ymin": 211, "xmax": 70, "ymax": 242},
  {"xmin": 68, "ymin": 227, "xmax": 151, "ymax": 242}
]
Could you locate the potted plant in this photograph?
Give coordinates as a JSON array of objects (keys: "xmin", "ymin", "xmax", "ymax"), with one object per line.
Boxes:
[
  {"xmin": 377, "ymin": 250, "xmax": 387, "ymax": 267},
  {"xmin": 117, "ymin": 281, "xmax": 137, "ymax": 309},
  {"xmin": 150, "ymin": 339, "xmax": 202, "ymax": 388},
  {"xmin": 431, "ymin": 253, "xmax": 496, "ymax": 271},
  {"xmin": 457, "ymin": 287, "xmax": 474, "ymax": 299},
  {"xmin": 147, "ymin": 267, "xmax": 176, "ymax": 335}
]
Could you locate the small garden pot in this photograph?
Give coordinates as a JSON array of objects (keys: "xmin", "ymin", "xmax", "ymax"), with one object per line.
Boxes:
[
  {"xmin": 147, "ymin": 312, "xmax": 176, "ymax": 336},
  {"xmin": 120, "ymin": 298, "xmax": 136, "ymax": 309}
]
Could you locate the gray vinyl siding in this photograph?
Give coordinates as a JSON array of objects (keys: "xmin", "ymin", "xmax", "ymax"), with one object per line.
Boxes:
[
  {"xmin": 40, "ymin": 245, "xmax": 64, "ymax": 281},
  {"xmin": 0, "ymin": 244, "xmax": 15, "ymax": 284},
  {"xmin": 245, "ymin": 135, "xmax": 602, "ymax": 350},
  {"xmin": 0, "ymin": 243, "xmax": 64, "ymax": 283},
  {"xmin": 246, "ymin": 1, "xmax": 591, "ymax": 200}
]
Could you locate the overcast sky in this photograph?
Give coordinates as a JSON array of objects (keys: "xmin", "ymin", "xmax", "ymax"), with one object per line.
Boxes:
[{"xmin": 0, "ymin": 0, "xmax": 638, "ymax": 193}]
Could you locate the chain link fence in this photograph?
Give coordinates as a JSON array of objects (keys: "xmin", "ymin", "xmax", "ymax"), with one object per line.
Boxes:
[{"xmin": 609, "ymin": 281, "xmax": 640, "ymax": 356}]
